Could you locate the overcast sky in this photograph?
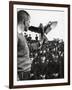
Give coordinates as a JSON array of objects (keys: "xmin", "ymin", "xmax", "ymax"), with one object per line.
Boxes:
[{"xmin": 18, "ymin": 8, "xmax": 65, "ymax": 41}]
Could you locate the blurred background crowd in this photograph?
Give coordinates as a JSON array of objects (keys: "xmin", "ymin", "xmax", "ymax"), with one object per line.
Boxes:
[{"xmin": 24, "ymin": 33, "xmax": 64, "ymax": 80}]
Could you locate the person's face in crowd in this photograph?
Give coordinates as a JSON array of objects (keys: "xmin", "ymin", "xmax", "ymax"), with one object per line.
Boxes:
[
  {"xmin": 47, "ymin": 48, "xmax": 49, "ymax": 52},
  {"xmin": 41, "ymin": 56, "xmax": 46, "ymax": 63},
  {"xmin": 35, "ymin": 53, "xmax": 38, "ymax": 57},
  {"xmin": 40, "ymin": 50, "xmax": 42, "ymax": 54},
  {"xmin": 46, "ymin": 59, "xmax": 49, "ymax": 63},
  {"xmin": 43, "ymin": 50, "xmax": 46, "ymax": 54}
]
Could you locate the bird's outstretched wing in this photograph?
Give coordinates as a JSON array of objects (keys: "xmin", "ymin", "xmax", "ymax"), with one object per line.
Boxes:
[
  {"xmin": 29, "ymin": 21, "xmax": 57, "ymax": 35},
  {"xmin": 44, "ymin": 21, "xmax": 58, "ymax": 34}
]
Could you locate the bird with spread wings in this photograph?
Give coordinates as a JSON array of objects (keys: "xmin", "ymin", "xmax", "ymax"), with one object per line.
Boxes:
[{"xmin": 29, "ymin": 21, "xmax": 58, "ymax": 48}]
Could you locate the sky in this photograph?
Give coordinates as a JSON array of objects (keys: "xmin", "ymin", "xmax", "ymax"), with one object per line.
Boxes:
[{"xmin": 18, "ymin": 8, "xmax": 65, "ymax": 41}]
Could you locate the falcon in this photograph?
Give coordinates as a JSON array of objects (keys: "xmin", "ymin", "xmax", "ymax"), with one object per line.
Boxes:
[{"xmin": 29, "ymin": 21, "xmax": 58, "ymax": 47}]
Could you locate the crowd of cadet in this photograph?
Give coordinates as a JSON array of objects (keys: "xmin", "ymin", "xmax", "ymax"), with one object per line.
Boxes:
[{"xmin": 27, "ymin": 37, "xmax": 64, "ymax": 80}]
